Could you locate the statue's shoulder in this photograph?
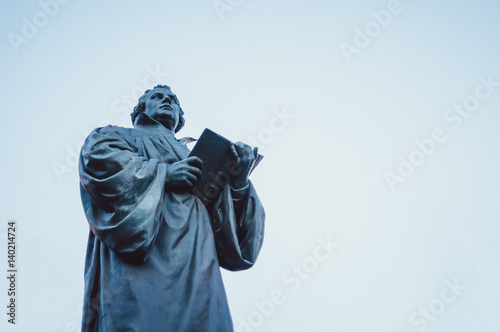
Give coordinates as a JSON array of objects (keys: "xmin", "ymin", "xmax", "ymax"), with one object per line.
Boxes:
[
  {"xmin": 90, "ymin": 124, "xmax": 134, "ymax": 137},
  {"xmin": 82, "ymin": 125, "xmax": 140, "ymax": 156},
  {"xmin": 83, "ymin": 125, "xmax": 137, "ymax": 149}
]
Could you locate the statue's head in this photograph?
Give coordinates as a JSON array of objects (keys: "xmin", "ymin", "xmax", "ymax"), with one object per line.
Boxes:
[{"xmin": 131, "ymin": 85, "xmax": 185, "ymax": 133}]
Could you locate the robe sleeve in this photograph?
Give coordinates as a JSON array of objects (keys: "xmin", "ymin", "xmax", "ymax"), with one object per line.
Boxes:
[
  {"xmin": 79, "ymin": 126, "xmax": 167, "ymax": 263},
  {"xmin": 210, "ymin": 182, "xmax": 265, "ymax": 271}
]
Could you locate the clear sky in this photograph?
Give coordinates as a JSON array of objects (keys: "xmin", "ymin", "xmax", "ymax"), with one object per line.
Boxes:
[{"xmin": 1, "ymin": 0, "xmax": 500, "ymax": 331}]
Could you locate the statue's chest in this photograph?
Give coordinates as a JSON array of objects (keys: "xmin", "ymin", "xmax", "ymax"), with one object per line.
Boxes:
[{"xmin": 134, "ymin": 135, "xmax": 189, "ymax": 165}]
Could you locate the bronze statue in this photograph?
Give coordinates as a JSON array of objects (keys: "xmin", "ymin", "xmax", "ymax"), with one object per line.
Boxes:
[{"xmin": 78, "ymin": 84, "xmax": 265, "ymax": 331}]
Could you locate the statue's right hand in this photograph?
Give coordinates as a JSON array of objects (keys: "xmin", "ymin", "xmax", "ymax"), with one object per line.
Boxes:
[{"xmin": 165, "ymin": 156, "xmax": 203, "ymax": 193}]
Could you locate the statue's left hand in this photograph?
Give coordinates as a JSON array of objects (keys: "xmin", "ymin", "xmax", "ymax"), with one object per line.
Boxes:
[{"xmin": 229, "ymin": 142, "xmax": 258, "ymax": 189}]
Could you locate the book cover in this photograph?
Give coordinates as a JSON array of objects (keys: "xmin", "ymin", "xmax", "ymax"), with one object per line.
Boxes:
[{"xmin": 188, "ymin": 128, "xmax": 263, "ymax": 205}]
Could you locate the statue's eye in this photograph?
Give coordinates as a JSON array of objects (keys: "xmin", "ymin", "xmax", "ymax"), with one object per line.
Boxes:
[{"xmin": 152, "ymin": 93, "xmax": 162, "ymax": 99}]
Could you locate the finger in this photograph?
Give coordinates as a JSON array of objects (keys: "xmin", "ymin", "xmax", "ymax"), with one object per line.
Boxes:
[
  {"xmin": 184, "ymin": 172, "xmax": 198, "ymax": 186},
  {"xmin": 230, "ymin": 143, "xmax": 239, "ymax": 161},
  {"xmin": 235, "ymin": 142, "xmax": 253, "ymax": 158},
  {"xmin": 187, "ymin": 166, "xmax": 202, "ymax": 181},
  {"xmin": 252, "ymin": 147, "xmax": 258, "ymax": 159},
  {"xmin": 235, "ymin": 141, "xmax": 251, "ymax": 152},
  {"xmin": 244, "ymin": 144, "xmax": 253, "ymax": 158},
  {"xmin": 242, "ymin": 144, "xmax": 253, "ymax": 160},
  {"xmin": 184, "ymin": 156, "xmax": 203, "ymax": 169}
]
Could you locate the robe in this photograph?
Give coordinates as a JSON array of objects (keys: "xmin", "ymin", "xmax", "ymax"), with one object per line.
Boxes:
[{"xmin": 78, "ymin": 116, "xmax": 265, "ymax": 332}]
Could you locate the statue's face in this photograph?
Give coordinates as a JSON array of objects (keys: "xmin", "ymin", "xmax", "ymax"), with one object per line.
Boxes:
[{"xmin": 143, "ymin": 87, "xmax": 181, "ymax": 131}]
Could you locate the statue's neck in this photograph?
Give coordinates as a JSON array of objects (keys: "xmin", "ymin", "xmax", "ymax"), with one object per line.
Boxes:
[{"xmin": 134, "ymin": 113, "xmax": 176, "ymax": 136}]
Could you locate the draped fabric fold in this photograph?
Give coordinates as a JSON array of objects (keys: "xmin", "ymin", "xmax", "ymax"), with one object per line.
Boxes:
[
  {"xmin": 78, "ymin": 124, "xmax": 265, "ymax": 332},
  {"xmin": 211, "ymin": 184, "xmax": 265, "ymax": 271}
]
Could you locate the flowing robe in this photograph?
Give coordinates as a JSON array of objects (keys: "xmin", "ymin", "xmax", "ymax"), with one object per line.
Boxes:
[{"xmin": 78, "ymin": 119, "xmax": 265, "ymax": 332}]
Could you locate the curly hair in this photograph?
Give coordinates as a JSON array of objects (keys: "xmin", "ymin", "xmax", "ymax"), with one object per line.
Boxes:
[{"xmin": 131, "ymin": 84, "xmax": 185, "ymax": 133}]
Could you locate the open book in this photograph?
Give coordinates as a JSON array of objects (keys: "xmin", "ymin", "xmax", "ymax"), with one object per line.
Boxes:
[{"xmin": 188, "ymin": 128, "xmax": 263, "ymax": 206}]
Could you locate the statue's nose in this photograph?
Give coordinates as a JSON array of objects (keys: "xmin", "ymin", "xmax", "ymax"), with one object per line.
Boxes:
[{"xmin": 162, "ymin": 97, "xmax": 171, "ymax": 104}]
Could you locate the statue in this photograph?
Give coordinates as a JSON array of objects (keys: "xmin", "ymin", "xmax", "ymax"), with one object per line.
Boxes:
[{"xmin": 78, "ymin": 84, "xmax": 265, "ymax": 331}]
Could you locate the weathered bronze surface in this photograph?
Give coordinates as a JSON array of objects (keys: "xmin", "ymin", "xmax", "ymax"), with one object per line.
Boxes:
[{"xmin": 79, "ymin": 85, "xmax": 265, "ymax": 331}]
